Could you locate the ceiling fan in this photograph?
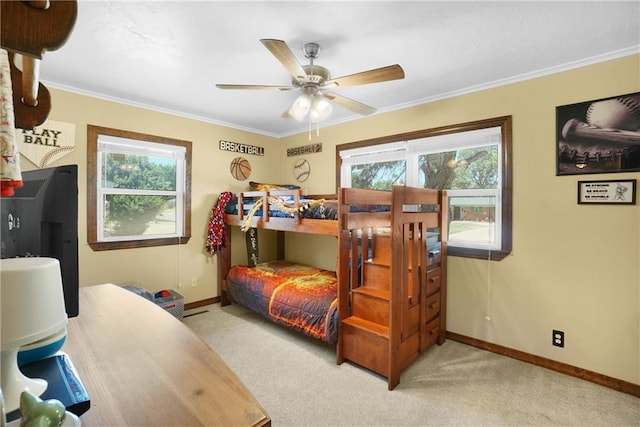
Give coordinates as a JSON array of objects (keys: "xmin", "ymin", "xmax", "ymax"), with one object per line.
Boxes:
[{"xmin": 216, "ymin": 39, "xmax": 405, "ymax": 123}]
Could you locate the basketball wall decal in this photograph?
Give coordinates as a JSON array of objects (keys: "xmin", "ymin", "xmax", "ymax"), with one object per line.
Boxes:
[
  {"xmin": 294, "ymin": 158, "xmax": 310, "ymax": 182},
  {"xmin": 230, "ymin": 157, "xmax": 251, "ymax": 181}
]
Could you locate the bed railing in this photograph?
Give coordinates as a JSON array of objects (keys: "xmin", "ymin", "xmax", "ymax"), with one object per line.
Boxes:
[{"xmin": 225, "ymin": 189, "xmax": 339, "ymax": 236}]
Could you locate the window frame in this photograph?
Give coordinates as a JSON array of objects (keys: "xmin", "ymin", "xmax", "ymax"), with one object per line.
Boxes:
[
  {"xmin": 335, "ymin": 116, "xmax": 512, "ymax": 261},
  {"xmin": 87, "ymin": 125, "xmax": 192, "ymax": 251}
]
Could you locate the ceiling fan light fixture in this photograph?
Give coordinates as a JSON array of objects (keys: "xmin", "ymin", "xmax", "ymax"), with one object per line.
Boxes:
[
  {"xmin": 288, "ymin": 92, "xmax": 312, "ymax": 121},
  {"xmin": 310, "ymin": 94, "xmax": 333, "ymax": 123}
]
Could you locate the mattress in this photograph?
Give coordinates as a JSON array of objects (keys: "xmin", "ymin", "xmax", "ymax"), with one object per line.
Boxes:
[{"xmin": 226, "ymin": 260, "xmax": 339, "ymax": 344}]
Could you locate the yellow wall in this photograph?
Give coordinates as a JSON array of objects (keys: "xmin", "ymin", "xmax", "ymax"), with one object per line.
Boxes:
[
  {"xmin": 280, "ymin": 55, "xmax": 640, "ymax": 385},
  {"xmin": 28, "ymin": 54, "xmax": 638, "ymax": 385},
  {"xmin": 26, "ymin": 90, "xmax": 281, "ymax": 304}
]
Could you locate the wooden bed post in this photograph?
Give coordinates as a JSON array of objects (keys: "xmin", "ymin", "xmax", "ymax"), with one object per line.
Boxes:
[
  {"xmin": 218, "ymin": 224, "xmax": 232, "ymax": 306},
  {"xmin": 336, "ymin": 187, "xmax": 348, "ymax": 365},
  {"xmin": 438, "ymin": 190, "xmax": 448, "ymax": 344},
  {"xmin": 387, "ymin": 185, "xmax": 403, "ymax": 390}
]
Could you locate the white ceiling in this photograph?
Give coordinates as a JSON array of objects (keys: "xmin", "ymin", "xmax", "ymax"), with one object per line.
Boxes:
[{"xmin": 38, "ymin": 1, "xmax": 640, "ymax": 138}]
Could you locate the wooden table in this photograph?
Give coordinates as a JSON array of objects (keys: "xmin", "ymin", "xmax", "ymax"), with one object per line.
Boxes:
[{"xmin": 63, "ymin": 284, "xmax": 270, "ymax": 426}]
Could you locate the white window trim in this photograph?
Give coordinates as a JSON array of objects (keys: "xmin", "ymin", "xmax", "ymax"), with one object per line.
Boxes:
[
  {"xmin": 96, "ymin": 136, "xmax": 187, "ymax": 243},
  {"xmin": 340, "ymin": 126, "xmax": 503, "ymax": 251}
]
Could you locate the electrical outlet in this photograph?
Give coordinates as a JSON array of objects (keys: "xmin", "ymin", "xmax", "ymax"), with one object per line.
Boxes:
[
  {"xmin": 191, "ymin": 277, "xmax": 198, "ymax": 287},
  {"xmin": 177, "ymin": 282, "xmax": 183, "ymax": 289},
  {"xmin": 552, "ymin": 330, "xmax": 564, "ymax": 347}
]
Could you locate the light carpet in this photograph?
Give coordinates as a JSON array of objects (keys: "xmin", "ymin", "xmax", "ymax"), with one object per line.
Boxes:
[{"xmin": 183, "ymin": 304, "xmax": 639, "ymax": 427}]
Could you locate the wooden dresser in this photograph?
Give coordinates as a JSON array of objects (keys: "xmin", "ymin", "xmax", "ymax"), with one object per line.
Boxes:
[{"xmin": 63, "ymin": 284, "xmax": 270, "ymax": 426}]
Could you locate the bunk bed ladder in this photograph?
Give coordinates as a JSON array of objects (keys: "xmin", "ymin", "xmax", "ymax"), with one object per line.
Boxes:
[
  {"xmin": 336, "ymin": 186, "xmax": 447, "ymax": 390},
  {"xmin": 337, "ymin": 187, "xmax": 393, "ymax": 380},
  {"xmin": 340, "ymin": 225, "xmax": 391, "ymax": 378}
]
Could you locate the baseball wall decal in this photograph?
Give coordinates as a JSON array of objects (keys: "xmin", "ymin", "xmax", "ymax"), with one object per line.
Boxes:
[
  {"xmin": 294, "ymin": 158, "xmax": 310, "ymax": 182},
  {"xmin": 230, "ymin": 157, "xmax": 251, "ymax": 181}
]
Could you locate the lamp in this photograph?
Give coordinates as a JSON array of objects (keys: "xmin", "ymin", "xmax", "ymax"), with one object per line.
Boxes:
[
  {"xmin": 1, "ymin": 258, "xmax": 68, "ymax": 413},
  {"xmin": 288, "ymin": 86, "xmax": 333, "ymax": 123}
]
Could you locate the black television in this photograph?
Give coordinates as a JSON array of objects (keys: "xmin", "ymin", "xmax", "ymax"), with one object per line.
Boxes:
[{"xmin": 1, "ymin": 165, "xmax": 79, "ymax": 318}]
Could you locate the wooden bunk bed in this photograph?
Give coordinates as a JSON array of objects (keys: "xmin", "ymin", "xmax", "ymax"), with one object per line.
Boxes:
[{"xmin": 217, "ymin": 185, "xmax": 448, "ymax": 390}]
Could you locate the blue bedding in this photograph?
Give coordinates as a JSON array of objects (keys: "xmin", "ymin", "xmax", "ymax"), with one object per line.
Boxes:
[{"xmin": 225, "ymin": 198, "xmax": 389, "ymax": 220}]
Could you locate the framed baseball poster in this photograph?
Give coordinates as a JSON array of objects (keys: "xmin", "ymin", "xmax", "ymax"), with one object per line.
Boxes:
[{"xmin": 556, "ymin": 91, "xmax": 640, "ymax": 176}]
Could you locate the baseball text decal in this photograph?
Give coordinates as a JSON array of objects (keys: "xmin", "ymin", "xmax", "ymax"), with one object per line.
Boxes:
[{"xmin": 287, "ymin": 143, "xmax": 322, "ymax": 157}]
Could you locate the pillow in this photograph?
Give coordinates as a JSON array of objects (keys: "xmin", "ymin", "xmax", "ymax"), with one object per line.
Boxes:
[{"xmin": 249, "ymin": 181, "xmax": 300, "ymax": 192}]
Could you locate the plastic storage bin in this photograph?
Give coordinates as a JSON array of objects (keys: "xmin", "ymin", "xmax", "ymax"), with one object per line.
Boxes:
[
  {"xmin": 122, "ymin": 285, "xmax": 154, "ymax": 302},
  {"xmin": 154, "ymin": 289, "xmax": 184, "ymax": 320}
]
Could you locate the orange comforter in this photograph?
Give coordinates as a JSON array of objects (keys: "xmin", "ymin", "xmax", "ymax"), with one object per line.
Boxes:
[{"xmin": 226, "ymin": 260, "xmax": 339, "ymax": 344}]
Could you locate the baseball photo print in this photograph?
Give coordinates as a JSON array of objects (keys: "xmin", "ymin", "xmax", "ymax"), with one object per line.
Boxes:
[{"xmin": 556, "ymin": 91, "xmax": 640, "ymax": 175}]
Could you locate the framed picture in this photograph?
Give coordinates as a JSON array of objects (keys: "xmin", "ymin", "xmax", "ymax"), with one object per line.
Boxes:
[
  {"xmin": 577, "ymin": 179, "xmax": 636, "ymax": 205},
  {"xmin": 556, "ymin": 91, "xmax": 640, "ymax": 176}
]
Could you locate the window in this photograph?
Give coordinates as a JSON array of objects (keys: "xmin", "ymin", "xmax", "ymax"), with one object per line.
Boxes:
[
  {"xmin": 338, "ymin": 116, "xmax": 512, "ymax": 260},
  {"xmin": 87, "ymin": 126, "xmax": 192, "ymax": 251}
]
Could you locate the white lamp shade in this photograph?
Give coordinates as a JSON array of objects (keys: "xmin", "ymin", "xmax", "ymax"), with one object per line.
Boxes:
[
  {"xmin": 1, "ymin": 258, "xmax": 68, "ymax": 348},
  {"xmin": 1, "ymin": 257, "xmax": 69, "ymax": 412}
]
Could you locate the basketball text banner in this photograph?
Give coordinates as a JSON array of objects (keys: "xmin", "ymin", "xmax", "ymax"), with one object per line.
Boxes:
[
  {"xmin": 219, "ymin": 140, "xmax": 264, "ymax": 156},
  {"xmin": 287, "ymin": 143, "xmax": 322, "ymax": 157}
]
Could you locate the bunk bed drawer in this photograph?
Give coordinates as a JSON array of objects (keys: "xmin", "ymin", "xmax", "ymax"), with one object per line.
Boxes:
[
  {"xmin": 426, "ymin": 267, "xmax": 442, "ymax": 296},
  {"xmin": 424, "ymin": 317, "xmax": 440, "ymax": 349},
  {"xmin": 426, "ymin": 241, "xmax": 442, "ymax": 268},
  {"xmin": 342, "ymin": 320, "xmax": 389, "ymax": 377},
  {"xmin": 425, "ymin": 293, "xmax": 440, "ymax": 322}
]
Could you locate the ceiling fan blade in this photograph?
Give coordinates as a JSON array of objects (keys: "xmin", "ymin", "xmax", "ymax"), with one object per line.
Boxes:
[
  {"xmin": 325, "ymin": 64, "xmax": 405, "ymax": 88},
  {"xmin": 325, "ymin": 92, "xmax": 376, "ymax": 116},
  {"xmin": 216, "ymin": 84, "xmax": 292, "ymax": 91},
  {"xmin": 260, "ymin": 38, "xmax": 308, "ymax": 82}
]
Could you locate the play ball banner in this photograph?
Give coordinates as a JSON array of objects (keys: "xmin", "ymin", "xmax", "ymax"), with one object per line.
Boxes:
[{"xmin": 19, "ymin": 120, "xmax": 76, "ymax": 168}]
